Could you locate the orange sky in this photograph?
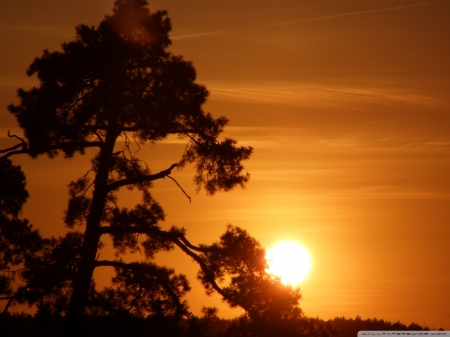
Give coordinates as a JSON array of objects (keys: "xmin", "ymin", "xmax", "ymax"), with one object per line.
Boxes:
[{"xmin": 1, "ymin": 0, "xmax": 450, "ymax": 329}]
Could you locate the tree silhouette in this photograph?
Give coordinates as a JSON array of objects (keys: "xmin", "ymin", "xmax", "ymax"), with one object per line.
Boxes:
[{"xmin": 0, "ymin": 1, "xmax": 304, "ymax": 336}]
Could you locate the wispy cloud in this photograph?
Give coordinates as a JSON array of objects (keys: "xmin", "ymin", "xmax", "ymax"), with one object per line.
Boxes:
[
  {"xmin": 206, "ymin": 81, "xmax": 437, "ymax": 108},
  {"xmin": 266, "ymin": 0, "xmax": 450, "ymax": 27},
  {"xmin": 171, "ymin": 1, "xmax": 449, "ymax": 40},
  {"xmin": 171, "ymin": 30, "xmax": 224, "ymax": 40},
  {"xmin": 221, "ymin": 126, "xmax": 450, "ymax": 154}
]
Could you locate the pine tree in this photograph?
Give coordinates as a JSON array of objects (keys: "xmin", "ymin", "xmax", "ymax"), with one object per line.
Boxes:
[{"xmin": 1, "ymin": 1, "xmax": 303, "ymax": 335}]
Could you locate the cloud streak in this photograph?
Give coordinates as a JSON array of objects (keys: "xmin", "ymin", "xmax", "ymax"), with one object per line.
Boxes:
[
  {"xmin": 266, "ymin": 0, "xmax": 450, "ymax": 27},
  {"xmin": 228, "ymin": 126, "xmax": 450, "ymax": 152},
  {"xmin": 206, "ymin": 81, "xmax": 437, "ymax": 108},
  {"xmin": 171, "ymin": 0, "xmax": 449, "ymax": 40}
]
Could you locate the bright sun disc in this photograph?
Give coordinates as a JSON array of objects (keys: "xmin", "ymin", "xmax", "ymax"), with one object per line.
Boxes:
[{"xmin": 266, "ymin": 241, "xmax": 311, "ymax": 285}]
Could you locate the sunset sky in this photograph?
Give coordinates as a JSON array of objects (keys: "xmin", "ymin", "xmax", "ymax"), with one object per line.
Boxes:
[{"xmin": 1, "ymin": 0, "xmax": 450, "ymax": 329}]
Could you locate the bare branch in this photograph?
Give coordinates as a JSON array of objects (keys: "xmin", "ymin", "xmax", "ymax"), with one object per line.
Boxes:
[
  {"xmin": 0, "ymin": 149, "xmax": 27, "ymax": 159},
  {"xmin": 182, "ymin": 132, "xmax": 201, "ymax": 146},
  {"xmin": 131, "ymin": 132, "xmax": 141, "ymax": 154},
  {"xmin": 173, "ymin": 232, "xmax": 205, "ymax": 253},
  {"xmin": 170, "ymin": 237, "xmax": 229, "ymax": 300},
  {"xmin": 0, "ymin": 133, "xmax": 26, "ymax": 152},
  {"xmin": 105, "ymin": 195, "xmax": 120, "ymax": 210},
  {"xmin": 123, "ymin": 132, "xmax": 132, "ymax": 158},
  {"xmin": 7, "ymin": 130, "xmax": 26, "ymax": 144},
  {"xmin": 105, "ymin": 163, "xmax": 178, "ymax": 192},
  {"xmin": 167, "ymin": 175, "xmax": 191, "ymax": 203},
  {"xmin": 0, "ymin": 131, "xmax": 28, "ymax": 159},
  {"xmin": 92, "ymin": 130, "xmax": 104, "ymax": 143},
  {"xmin": 0, "ymin": 297, "xmax": 14, "ymax": 315}
]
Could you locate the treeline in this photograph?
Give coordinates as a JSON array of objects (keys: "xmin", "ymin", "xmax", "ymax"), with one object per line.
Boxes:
[
  {"xmin": 0, "ymin": 311, "xmax": 442, "ymax": 337},
  {"xmin": 329, "ymin": 316, "xmax": 445, "ymax": 337}
]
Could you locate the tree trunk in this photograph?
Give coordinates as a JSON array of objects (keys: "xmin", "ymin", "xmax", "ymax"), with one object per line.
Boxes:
[{"xmin": 64, "ymin": 130, "xmax": 117, "ymax": 335}]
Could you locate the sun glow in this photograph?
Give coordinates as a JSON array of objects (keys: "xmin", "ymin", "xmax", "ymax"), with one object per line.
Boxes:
[{"xmin": 266, "ymin": 241, "xmax": 311, "ymax": 285}]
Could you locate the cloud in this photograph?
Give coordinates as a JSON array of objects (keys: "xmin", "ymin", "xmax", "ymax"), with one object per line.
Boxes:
[
  {"xmin": 221, "ymin": 126, "xmax": 450, "ymax": 154},
  {"xmin": 171, "ymin": 1, "xmax": 449, "ymax": 40},
  {"xmin": 266, "ymin": 0, "xmax": 450, "ymax": 27},
  {"xmin": 171, "ymin": 30, "xmax": 224, "ymax": 40},
  {"xmin": 206, "ymin": 81, "xmax": 437, "ymax": 108}
]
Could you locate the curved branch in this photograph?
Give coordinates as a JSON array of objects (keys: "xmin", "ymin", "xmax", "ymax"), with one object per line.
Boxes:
[
  {"xmin": 167, "ymin": 175, "xmax": 191, "ymax": 203},
  {"xmin": 7, "ymin": 130, "xmax": 27, "ymax": 144},
  {"xmin": 97, "ymin": 226, "xmax": 231, "ymax": 305},
  {"xmin": 105, "ymin": 163, "xmax": 178, "ymax": 192},
  {"xmin": 170, "ymin": 237, "xmax": 228, "ymax": 300},
  {"xmin": 0, "ymin": 131, "xmax": 28, "ymax": 159},
  {"xmin": 173, "ymin": 231, "xmax": 205, "ymax": 253},
  {"xmin": 0, "ymin": 132, "xmax": 27, "ymax": 152}
]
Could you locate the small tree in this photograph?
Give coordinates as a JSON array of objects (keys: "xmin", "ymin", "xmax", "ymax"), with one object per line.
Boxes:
[{"xmin": 1, "ymin": 1, "xmax": 303, "ymax": 335}]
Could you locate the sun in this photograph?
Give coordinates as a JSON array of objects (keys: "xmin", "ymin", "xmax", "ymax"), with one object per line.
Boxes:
[{"xmin": 266, "ymin": 241, "xmax": 311, "ymax": 285}]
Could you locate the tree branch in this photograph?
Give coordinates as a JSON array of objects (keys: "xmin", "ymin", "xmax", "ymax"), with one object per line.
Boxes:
[
  {"xmin": 120, "ymin": 126, "xmax": 200, "ymax": 134},
  {"xmin": 0, "ymin": 285, "xmax": 30, "ymax": 315},
  {"xmin": 0, "ymin": 131, "xmax": 28, "ymax": 159},
  {"xmin": 167, "ymin": 175, "xmax": 191, "ymax": 203},
  {"xmin": 105, "ymin": 163, "xmax": 178, "ymax": 192},
  {"xmin": 0, "ymin": 296, "xmax": 15, "ymax": 315},
  {"xmin": 170, "ymin": 237, "xmax": 229, "ymax": 300},
  {"xmin": 0, "ymin": 132, "xmax": 26, "ymax": 153},
  {"xmin": 0, "ymin": 138, "xmax": 103, "ymax": 159},
  {"xmin": 98, "ymin": 226, "xmax": 205, "ymax": 253},
  {"xmin": 7, "ymin": 130, "xmax": 26, "ymax": 144},
  {"xmin": 0, "ymin": 144, "xmax": 21, "ymax": 153},
  {"xmin": 96, "ymin": 226, "xmax": 231, "ymax": 305},
  {"xmin": 92, "ymin": 130, "xmax": 104, "ymax": 143},
  {"xmin": 94, "ymin": 259, "xmax": 187, "ymax": 318},
  {"xmin": 0, "ymin": 149, "xmax": 28, "ymax": 159},
  {"xmin": 95, "ymin": 259, "xmax": 129, "ymax": 268}
]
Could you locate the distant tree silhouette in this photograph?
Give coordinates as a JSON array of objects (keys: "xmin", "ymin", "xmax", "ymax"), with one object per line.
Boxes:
[
  {"xmin": 0, "ymin": 1, "xmax": 306, "ymax": 336},
  {"xmin": 0, "ymin": 159, "xmax": 42, "ymax": 315},
  {"xmin": 220, "ymin": 315, "xmax": 336, "ymax": 337},
  {"xmin": 328, "ymin": 316, "xmax": 437, "ymax": 337}
]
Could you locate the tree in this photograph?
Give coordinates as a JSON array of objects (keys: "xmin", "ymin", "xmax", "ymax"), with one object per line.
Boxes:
[{"xmin": 0, "ymin": 1, "xmax": 304, "ymax": 336}]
